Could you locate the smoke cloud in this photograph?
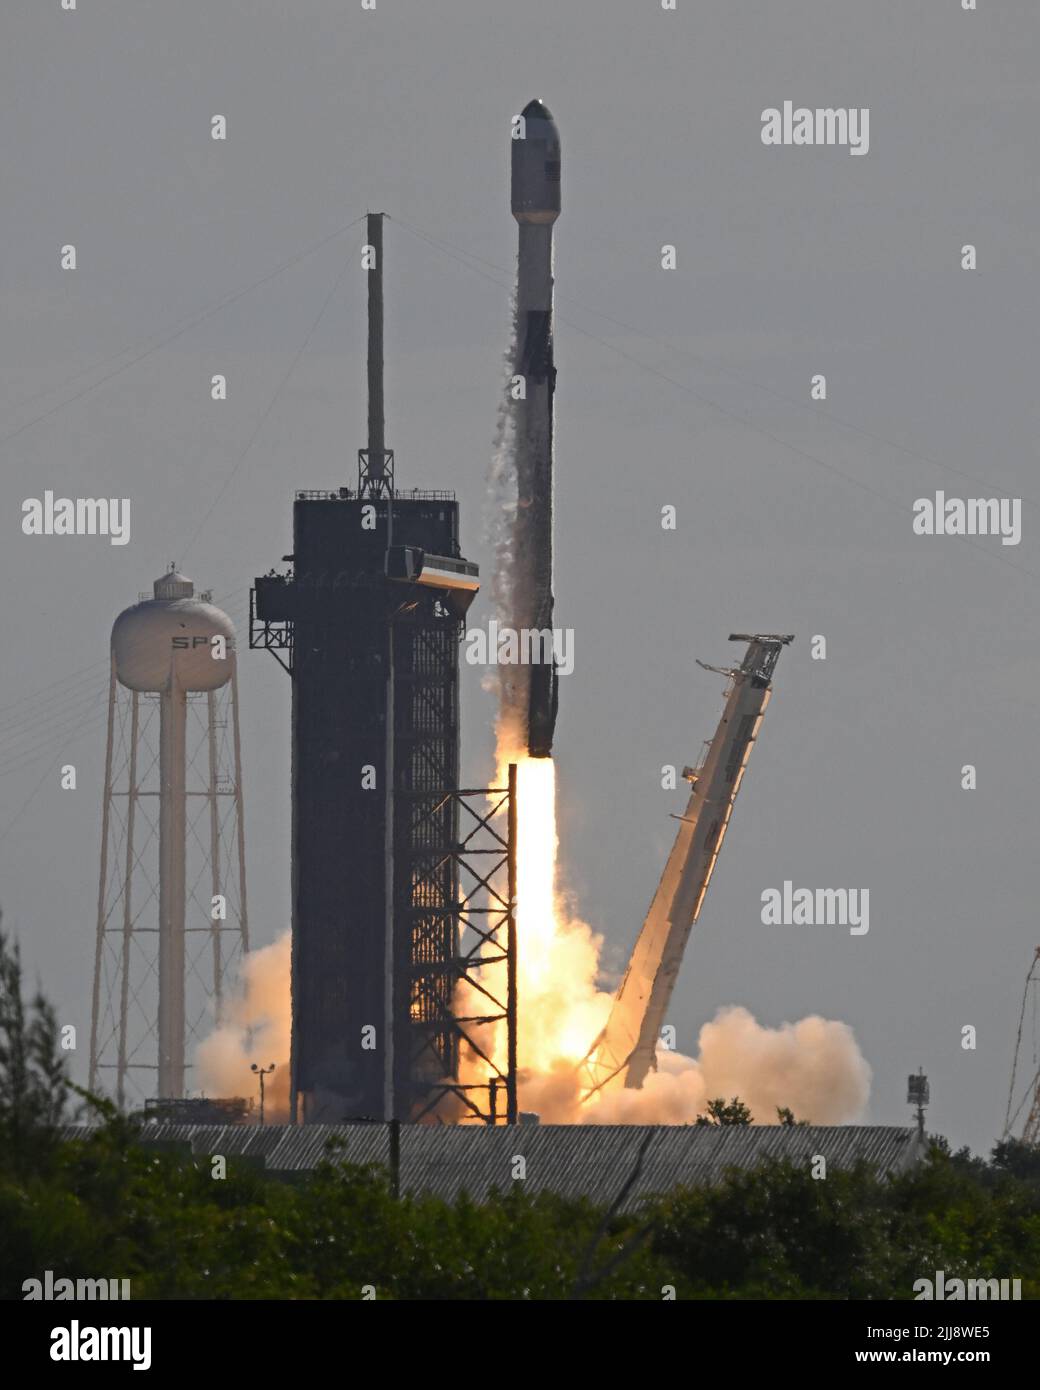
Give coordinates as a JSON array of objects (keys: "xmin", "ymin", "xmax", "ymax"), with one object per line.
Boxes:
[
  {"xmin": 196, "ymin": 930, "xmax": 292, "ymax": 1122},
  {"xmin": 582, "ymin": 1006, "xmax": 872, "ymax": 1126}
]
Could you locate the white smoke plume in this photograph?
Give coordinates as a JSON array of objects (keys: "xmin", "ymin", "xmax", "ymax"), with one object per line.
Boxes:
[
  {"xmin": 196, "ymin": 930, "xmax": 292, "ymax": 1122},
  {"xmin": 583, "ymin": 1007, "xmax": 872, "ymax": 1125},
  {"xmin": 501, "ymin": 1005, "xmax": 871, "ymax": 1126},
  {"xmin": 481, "ymin": 284, "xmax": 522, "ymax": 745}
]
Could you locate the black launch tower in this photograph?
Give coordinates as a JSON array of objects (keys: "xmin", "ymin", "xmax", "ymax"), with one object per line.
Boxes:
[{"xmin": 251, "ymin": 214, "xmax": 480, "ymax": 1123}]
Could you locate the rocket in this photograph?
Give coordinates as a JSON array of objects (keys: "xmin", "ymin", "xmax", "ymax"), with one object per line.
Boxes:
[{"xmin": 510, "ymin": 99, "xmax": 561, "ymax": 758}]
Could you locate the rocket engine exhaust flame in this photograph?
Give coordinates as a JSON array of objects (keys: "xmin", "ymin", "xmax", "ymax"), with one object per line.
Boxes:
[
  {"xmin": 482, "ymin": 442, "xmax": 867, "ymax": 1120},
  {"xmin": 454, "ymin": 739, "xmax": 872, "ymax": 1125}
]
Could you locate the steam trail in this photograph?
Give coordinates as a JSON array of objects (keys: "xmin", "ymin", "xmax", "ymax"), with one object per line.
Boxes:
[{"xmin": 482, "ymin": 284, "xmax": 522, "ymax": 748}]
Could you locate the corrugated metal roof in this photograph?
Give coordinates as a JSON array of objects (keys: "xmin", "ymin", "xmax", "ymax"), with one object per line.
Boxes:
[{"xmin": 62, "ymin": 1123, "xmax": 923, "ymax": 1211}]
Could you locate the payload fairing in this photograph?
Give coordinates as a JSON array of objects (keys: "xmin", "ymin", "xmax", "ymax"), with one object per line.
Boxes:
[{"xmin": 508, "ymin": 99, "xmax": 561, "ymax": 758}]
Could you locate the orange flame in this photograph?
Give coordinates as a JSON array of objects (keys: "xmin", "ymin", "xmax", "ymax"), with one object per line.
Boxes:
[
  {"xmin": 454, "ymin": 741, "xmax": 872, "ymax": 1127},
  {"xmin": 454, "ymin": 743, "xmax": 612, "ymax": 1120}
]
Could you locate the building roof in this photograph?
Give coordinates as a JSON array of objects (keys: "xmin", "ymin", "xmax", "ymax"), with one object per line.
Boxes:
[{"xmin": 62, "ymin": 1123, "xmax": 924, "ymax": 1212}]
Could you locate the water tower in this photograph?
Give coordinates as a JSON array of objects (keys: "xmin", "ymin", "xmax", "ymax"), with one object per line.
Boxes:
[{"xmin": 89, "ymin": 567, "xmax": 249, "ymax": 1105}]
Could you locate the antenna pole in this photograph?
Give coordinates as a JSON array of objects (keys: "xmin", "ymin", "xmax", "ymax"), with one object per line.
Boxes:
[
  {"xmin": 368, "ymin": 211, "xmax": 384, "ymax": 481},
  {"xmin": 359, "ymin": 212, "xmax": 393, "ymax": 496}
]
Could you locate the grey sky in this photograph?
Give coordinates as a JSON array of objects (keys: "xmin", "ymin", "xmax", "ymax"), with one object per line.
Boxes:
[{"xmin": 2, "ymin": 0, "xmax": 1037, "ymax": 1152}]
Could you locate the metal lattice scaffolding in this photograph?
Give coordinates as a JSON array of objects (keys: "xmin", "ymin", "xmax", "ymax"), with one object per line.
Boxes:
[{"xmin": 411, "ymin": 767, "xmax": 517, "ymax": 1125}]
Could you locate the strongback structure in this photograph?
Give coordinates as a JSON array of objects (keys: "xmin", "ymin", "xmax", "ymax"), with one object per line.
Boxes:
[
  {"xmin": 252, "ymin": 214, "xmax": 510, "ymax": 1124},
  {"xmin": 89, "ymin": 568, "xmax": 249, "ymax": 1109},
  {"xmin": 581, "ymin": 634, "xmax": 792, "ymax": 1100}
]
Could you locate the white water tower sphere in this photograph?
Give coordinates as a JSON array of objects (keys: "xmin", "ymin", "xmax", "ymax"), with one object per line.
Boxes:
[{"xmin": 112, "ymin": 570, "xmax": 235, "ymax": 692}]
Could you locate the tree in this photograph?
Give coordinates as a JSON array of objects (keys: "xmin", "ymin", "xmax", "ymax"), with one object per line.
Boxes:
[
  {"xmin": 0, "ymin": 918, "xmax": 73, "ymax": 1177},
  {"xmin": 992, "ymin": 1137, "xmax": 1040, "ymax": 1184},
  {"xmin": 696, "ymin": 1096, "xmax": 753, "ymax": 1126}
]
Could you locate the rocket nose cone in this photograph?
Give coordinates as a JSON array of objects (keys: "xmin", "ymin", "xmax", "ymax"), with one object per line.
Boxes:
[
  {"xmin": 512, "ymin": 97, "xmax": 561, "ymax": 222},
  {"xmin": 522, "ymin": 98, "xmax": 554, "ymax": 122}
]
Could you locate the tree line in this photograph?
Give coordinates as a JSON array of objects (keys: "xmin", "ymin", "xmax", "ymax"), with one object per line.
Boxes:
[{"xmin": 2, "ymin": 926, "xmax": 1038, "ymax": 1300}]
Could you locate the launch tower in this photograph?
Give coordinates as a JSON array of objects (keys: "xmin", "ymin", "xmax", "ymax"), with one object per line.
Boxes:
[{"xmin": 251, "ymin": 215, "xmax": 485, "ymax": 1124}]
